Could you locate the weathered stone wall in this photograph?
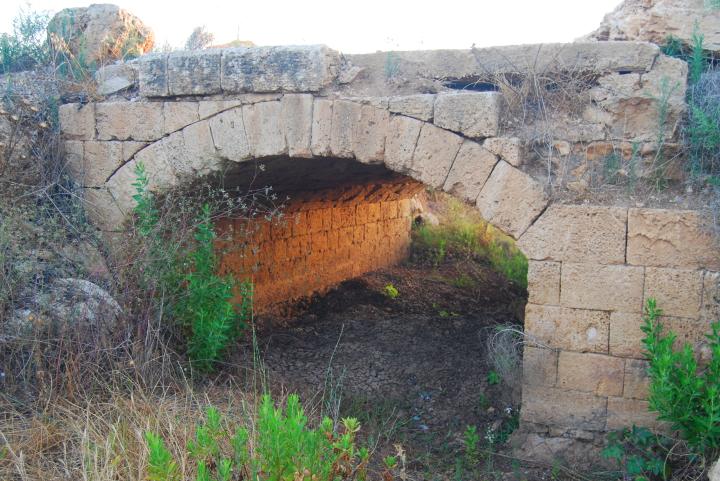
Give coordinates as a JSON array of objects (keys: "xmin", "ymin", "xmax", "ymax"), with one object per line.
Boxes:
[
  {"xmin": 215, "ymin": 179, "xmax": 422, "ymax": 313},
  {"xmin": 59, "ymin": 41, "xmax": 719, "ymax": 460},
  {"xmin": 517, "ymin": 205, "xmax": 719, "ymax": 459}
]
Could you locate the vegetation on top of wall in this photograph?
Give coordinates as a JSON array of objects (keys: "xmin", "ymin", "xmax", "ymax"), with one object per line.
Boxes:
[
  {"xmin": 411, "ymin": 195, "xmax": 528, "ymax": 289},
  {"xmin": 0, "ymin": 7, "xmax": 50, "ymax": 74}
]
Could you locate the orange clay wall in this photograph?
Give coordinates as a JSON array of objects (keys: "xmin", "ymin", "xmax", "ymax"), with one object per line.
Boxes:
[{"xmin": 216, "ymin": 178, "xmax": 424, "ymax": 313}]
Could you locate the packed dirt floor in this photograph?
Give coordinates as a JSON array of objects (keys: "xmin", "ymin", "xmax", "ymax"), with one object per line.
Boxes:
[{"xmin": 245, "ymin": 253, "xmax": 537, "ymax": 479}]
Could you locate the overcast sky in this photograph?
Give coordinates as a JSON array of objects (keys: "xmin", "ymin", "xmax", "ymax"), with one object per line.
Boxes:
[{"xmin": 2, "ymin": 0, "xmax": 621, "ymax": 53}]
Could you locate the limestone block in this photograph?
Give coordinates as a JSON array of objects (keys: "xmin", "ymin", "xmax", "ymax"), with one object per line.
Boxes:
[
  {"xmin": 82, "ymin": 187, "xmax": 127, "ymax": 232},
  {"xmin": 59, "ymin": 103, "xmax": 95, "ymax": 140},
  {"xmin": 122, "ymin": 141, "xmax": 147, "ymax": 160},
  {"xmin": 136, "ymin": 53, "xmax": 168, "ymax": 97},
  {"xmin": 609, "ymin": 311, "xmax": 645, "ymax": 358},
  {"xmin": 353, "ymin": 105, "xmax": 389, "ymax": 164},
  {"xmin": 627, "ymin": 208, "xmax": 720, "ymax": 270},
  {"xmin": 623, "ymin": 359, "xmax": 649, "ymax": 400},
  {"xmin": 330, "ymin": 100, "xmax": 362, "ymax": 158},
  {"xmin": 433, "ymin": 92, "xmax": 501, "ymax": 138},
  {"xmin": 221, "ymin": 45, "xmax": 340, "ymax": 93},
  {"xmin": 310, "ymin": 98, "xmax": 333, "ymax": 157},
  {"xmin": 702, "ymin": 271, "xmax": 720, "ymax": 322},
  {"xmin": 483, "ymin": 137, "xmax": 524, "ymax": 166},
  {"xmin": 94, "ymin": 63, "xmax": 137, "ymax": 96},
  {"xmin": 606, "ymin": 397, "xmax": 664, "ymax": 431},
  {"xmin": 208, "ymin": 107, "xmax": 251, "ymax": 162},
  {"xmin": 525, "ymin": 304, "xmax": 610, "ymax": 353},
  {"xmin": 62, "ymin": 140, "xmax": 84, "ymax": 182},
  {"xmin": 442, "ymin": 140, "xmax": 498, "ymax": 202},
  {"xmin": 130, "ymin": 141, "xmax": 179, "ymax": 191},
  {"xmin": 281, "ymin": 94, "xmax": 313, "ymax": 158},
  {"xmin": 518, "ymin": 205, "xmax": 627, "ymax": 264},
  {"xmin": 475, "ymin": 161, "xmax": 548, "ymax": 239},
  {"xmin": 242, "ymin": 101, "xmax": 288, "ymax": 158},
  {"xmin": 409, "ymin": 123, "xmax": 463, "ymax": 188},
  {"xmin": 521, "ymin": 385, "xmax": 607, "ymax": 431},
  {"xmin": 557, "ymin": 352, "xmax": 624, "ymax": 396},
  {"xmin": 81, "ymin": 141, "xmax": 124, "ymax": 187},
  {"xmin": 167, "ymin": 50, "xmax": 222, "ymax": 96},
  {"xmin": 527, "ymin": 260, "xmax": 561, "ymax": 305},
  {"xmin": 384, "ymin": 115, "xmax": 422, "ymax": 173},
  {"xmin": 644, "ymin": 267, "xmax": 703, "ymax": 319},
  {"xmin": 523, "ymin": 346, "xmax": 558, "ymax": 387},
  {"xmin": 163, "ymin": 102, "xmax": 199, "ymax": 133},
  {"xmin": 95, "ymin": 102, "xmax": 164, "ymax": 141},
  {"xmin": 198, "ymin": 97, "xmax": 283, "ymax": 118},
  {"xmin": 162, "ymin": 120, "xmax": 222, "ymax": 177},
  {"xmin": 388, "ymin": 94, "xmax": 435, "ymax": 121},
  {"xmin": 587, "ymin": 56, "xmax": 687, "ymax": 141},
  {"xmin": 561, "ymin": 263, "xmax": 644, "ymax": 312}
]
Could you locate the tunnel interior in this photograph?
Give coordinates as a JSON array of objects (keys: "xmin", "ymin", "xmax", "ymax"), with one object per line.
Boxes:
[{"xmin": 213, "ymin": 155, "xmax": 528, "ymax": 474}]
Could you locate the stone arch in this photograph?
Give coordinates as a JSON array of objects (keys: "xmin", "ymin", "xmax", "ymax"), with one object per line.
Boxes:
[
  {"xmin": 76, "ymin": 94, "xmax": 548, "ymax": 243},
  {"xmin": 59, "ymin": 42, "xmax": 720, "ymax": 460}
]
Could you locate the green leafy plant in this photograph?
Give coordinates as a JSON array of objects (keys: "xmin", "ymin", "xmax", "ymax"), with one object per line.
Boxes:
[
  {"xmin": 641, "ymin": 298, "xmax": 720, "ymax": 456},
  {"xmin": 132, "ymin": 163, "xmax": 251, "ymax": 372},
  {"xmin": 486, "ymin": 371, "xmax": 501, "ymax": 385},
  {"xmin": 383, "ymin": 283, "xmax": 399, "ymax": 299},
  {"xmin": 145, "ymin": 395, "xmax": 378, "ymax": 481},
  {"xmin": 0, "ymin": 7, "xmax": 50, "ymax": 73},
  {"xmin": 145, "ymin": 431, "xmax": 179, "ymax": 481},
  {"xmin": 602, "ymin": 425, "xmax": 672, "ymax": 481},
  {"xmin": 463, "ymin": 425, "xmax": 480, "ymax": 466}
]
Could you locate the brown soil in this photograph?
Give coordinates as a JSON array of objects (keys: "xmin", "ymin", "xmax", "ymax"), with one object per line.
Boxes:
[{"xmin": 248, "ymin": 255, "xmax": 534, "ymax": 479}]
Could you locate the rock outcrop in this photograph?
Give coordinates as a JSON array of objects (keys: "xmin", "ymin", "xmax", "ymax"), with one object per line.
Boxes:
[
  {"xmin": 47, "ymin": 4, "xmax": 154, "ymax": 68},
  {"xmin": 584, "ymin": 0, "xmax": 720, "ymax": 53}
]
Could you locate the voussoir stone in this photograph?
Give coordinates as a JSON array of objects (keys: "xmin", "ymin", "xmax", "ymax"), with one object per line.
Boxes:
[
  {"xmin": 310, "ymin": 98, "xmax": 333, "ymax": 157},
  {"xmin": 483, "ymin": 137, "xmax": 524, "ymax": 166},
  {"xmin": 208, "ymin": 107, "xmax": 251, "ymax": 162},
  {"xmin": 476, "ymin": 161, "xmax": 548, "ymax": 239},
  {"xmin": 221, "ymin": 45, "xmax": 340, "ymax": 93},
  {"xmin": 518, "ymin": 205, "xmax": 627, "ymax": 264},
  {"xmin": 433, "ymin": 92, "xmax": 501, "ymax": 138},
  {"xmin": 353, "ymin": 105, "xmax": 389, "ymax": 164},
  {"xmin": 384, "ymin": 115, "xmax": 422, "ymax": 173},
  {"xmin": 281, "ymin": 94, "xmax": 313, "ymax": 158},
  {"xmin": 442, "ymin": 140, "xmax": 498, "ymax": 202},
  {"xmin": 330, "ymin": 100, "xmax": 362, "ymax": 158},
  {"xmin": 242, "ymin": 101, "xmax": 287, "ymax": 158},
  {"xmin": 409, "ymin": 122, "xmax": 463, "ymax": 189}
]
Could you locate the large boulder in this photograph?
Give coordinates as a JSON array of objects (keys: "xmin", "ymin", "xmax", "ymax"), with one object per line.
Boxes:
[
  {"xmin": 584, "ymin": 0, "xmax": 720, "ymax": 53},
  {"xmin": 47, "ymin": 4, "xmax": 154, "ymax": 69},
  {"xmin": 5, "ymin": 278, "xmax": 122, "ymax": 339}
]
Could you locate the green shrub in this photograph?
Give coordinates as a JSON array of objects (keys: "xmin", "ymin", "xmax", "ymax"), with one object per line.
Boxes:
[
  {"xmin": 602, "ymin": 425, "xmax": 673, "ymax": 481},
  {"xmin": 132, "ymin": 162, "xmax": 251, "ymax": 372},
  {"xmin": 641, "ymin": 298, "xmax": 720, "ymax": 456},
  {"xmin": 0, "ymin": 7, "xmax": 50, "ymax": 73},
  {"xmin": 145, "ymin": 394, "xmax": 377, "ymax": 481},
  {"xmin": 383, "ymin": 283, "xmax": 399, "ymax": 299}
]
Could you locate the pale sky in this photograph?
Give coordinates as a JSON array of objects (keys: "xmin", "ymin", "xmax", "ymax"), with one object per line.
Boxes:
[{"xmin": 2, "ymin": 0, "xmax": 622, "ymax": 54}]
